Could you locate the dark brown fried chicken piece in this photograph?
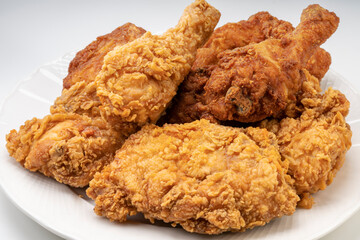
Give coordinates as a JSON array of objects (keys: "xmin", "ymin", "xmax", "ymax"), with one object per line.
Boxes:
[
  {"xmin": 164, "ymin": 5, "xmax": 336, "ymax": 124},
  {"xmin": 87, "ymin": 120, "xmax": 299, "ymax": 234},
  {"xmin": 259, "ymin": 88, "xmax": 352, "ymax": 208},
  {"xmin": 204, "ymin": 4, "xmax": 339, "ymax": 123}
]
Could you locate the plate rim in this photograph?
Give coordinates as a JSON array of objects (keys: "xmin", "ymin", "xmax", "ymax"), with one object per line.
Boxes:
[{"xmin": 0, "ymin": 54, "xmax": 359, "ymax": 240}]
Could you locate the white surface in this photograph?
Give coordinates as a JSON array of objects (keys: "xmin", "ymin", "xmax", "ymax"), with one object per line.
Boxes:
[
  {"xmin": 1, "ymin": 58, "xmax": 360, "ymax": 240},
  {"xmin": 0, "ymin": 0, "xmax": 359, "ymax": 239}
]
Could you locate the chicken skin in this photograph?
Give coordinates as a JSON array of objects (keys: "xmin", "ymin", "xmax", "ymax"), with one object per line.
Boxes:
[
  {"xmin": 6, "ymin": 0, "xmax": 220, "ymax": 187},
  {"xmin": 87, "ymin": 120, "xmax": 299, "ymax": 234},
  {"xmin": 52, "ymin": 23, "xmax": 146, "ymax": 120},
  {"xmin": 6, "ymin": 114, "xmax": 122, "ymax": 187},
  {"xmin": 6, "ymin": 24, "xmax": 145, "ymax": 187},
  {"xmin": 203, "ymin": 4, "xmax": 338, "ymax": 123},
  {"xmin": 259, "ymin": 88, "xmax": 352, "ymax": 208},
  {"xmin": 63, "ymin": 23, "xmax": 146, "ymax": 89},
  {"xmin": 164, "ymin": 10, "xmax": 332, "ymax": 124},
  {"xmin": 95, "ymin": 0, "xmax": 221, "ymax": 126},
  {"xmin": 51, "ymin": 81, "xmax": 139, "ymax": 135}
]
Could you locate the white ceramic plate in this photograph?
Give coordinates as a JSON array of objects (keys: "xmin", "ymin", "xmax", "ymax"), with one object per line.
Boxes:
[{"xmin": 0, "ymin": 53, "xmax": 359, "ymax": 240}]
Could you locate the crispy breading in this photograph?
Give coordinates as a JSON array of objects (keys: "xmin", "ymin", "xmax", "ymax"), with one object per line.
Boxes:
[
  {"xmin": 63, "ymin": 23, "xmax": 146, "ymax": 89},
  {"xmin": 87, "ymin": 120, "xmax": 299, "ymax": 234},
  {"xmin": 259, "ymin": 88, "xmax": 352, "ymax": 208},
  {"xmin": 6, "ymin": 114, "xmax": 123, "ymax": 187},
  {"xmin": 6, "ymin": 23, "xmax": 146, "ymax": 187},
  {"xmin": 164, "ymin": 5, "xmax": 336, "ymax": 124},
  {"xmin": 95, "ymin": 0, "xmax": 220, "ymax": 126},
  {"xmin": 6, "ymin": 0, "xmax": 221, "ymax": 188}
]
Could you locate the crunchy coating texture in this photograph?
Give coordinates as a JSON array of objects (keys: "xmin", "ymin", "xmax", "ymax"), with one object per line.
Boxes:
[
  {"xmin": 6, "ymin": 23, "xmax": 146, "ymax": 187},
  {"xmin": 259, "ymin": 88, "xmax": 352, "ymax": 208},
  {"xmin": 201, "ymin": 4, "xmax": 338, "ymax": 123},
  {"xmin": 305, "ymin": 48, "xmax": 331, "ymax": 80},
  {"xmin": 54, "ymin": 22, "xmax": 146, "ymax": 119},
  {"xmin": 87, "ymin": 120, "xmax": 299, "ymax": 234},
  {"xmin": 51, "ymin": 81, "xmax": 139, "ymax": 134},
  {"xmin": 190, "ymin": 11, "xmax": 294, "ymax": 69},
  {"xmin": 164, "ymin": 10, "xmax": 332, "ymax": 124},
  {"xmin": 165, "ymin": 5, "xmax": 337, "ymax": 124},
  {"xmin": 52, "ymin": 81, "xmax": 102, "ymax": 117},
  {"xmin": 63, "ymin": 23, "xmax": 146, "ymax": 89},
  {"xmin": 6, "ymin": 114, "xmax": 123, "ymax": 187},
  {"xmin": 95, "ymin": 0, "xmax": 221, "ymax": 126}
]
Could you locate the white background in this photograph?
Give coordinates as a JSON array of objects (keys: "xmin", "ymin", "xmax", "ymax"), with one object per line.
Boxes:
[{"xmin": 0, "ymin": 0, "xmax": 359, "ymax": 239}]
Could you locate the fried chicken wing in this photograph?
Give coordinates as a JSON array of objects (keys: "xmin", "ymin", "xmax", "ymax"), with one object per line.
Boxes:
[
  {"xmin": 259, "ymin": 88, "xmax": 352, "ymax": 208},
  {"xmin": 63, "ymin": 23, "xmax": 146, "ymax": 89},
  {"xmin": 164, "ymin": 9, "xmax": 332, "ymax": 124},
  {"xmin": 6, "ymin": 114, "xmax": 122, "ymax": 187},
  {"xmin": 95, "ymin": 0, "xmax": 221, "ymax": 126},
  {"xmin": 87, "ymin": 120, "xmax": 299, "ymax": 234}
]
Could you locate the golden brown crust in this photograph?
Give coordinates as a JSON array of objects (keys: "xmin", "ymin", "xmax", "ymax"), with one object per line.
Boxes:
[
  {"xmin": 6, "ymin": 113, "xmax": 124, "ymax": 187},
  {"xmin": 6, "ymin": 1, "xmax": 221, "ymax": 188},
  {"xmin": 203, "ymin": 5, "xmax": 338, "ymax": 122},
  {"xmin": 164, "ymin": 6, "xmax": 335, "ymax": 125},
  {"xmin": 259, "ymin": 88, "xmax": 352, "ymax": 207},
  {"xmin": 6, "ymin": 23, "xmax": 147, "ymax": 187},
  {"xmin": 95, "ymin": 0, "xmax": 220, "ymax": 126},
  {"xmin": 51, "ymin": 81, "xmax": 101, "ymax": 117},
  {"xmin": 63, "ymin": 23, "xmax": 146, "ymax": 89},
  {"xmin": 305, "ymin": 48, "xmax": 331, "ymax": 80},
  {"xmin": 87, "ymin": 120, "xmax": 299, "ymax": 234}
]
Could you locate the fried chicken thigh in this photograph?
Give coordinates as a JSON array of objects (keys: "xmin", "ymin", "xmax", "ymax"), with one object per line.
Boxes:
[
  {"xmin": 87, "ymin": 120, "xmax": 299, "ymax": 234},
  {"xmin": 95, "ymin": 0, "xmax": 220, "ymax": 126},
  {"xmin": 6, "ymin": 114, "xmax": 122, "ymax": 187},
  {"xmin": 6, "ymin": 24, "xmax": 146, "ymax": 187},
  {"xmin": 260, "ymin": 88, "xmax": 352, "ymax": 208},
  {"xmin": 164, "ymin": 9, "xmax": 332, "ymax": 124}
]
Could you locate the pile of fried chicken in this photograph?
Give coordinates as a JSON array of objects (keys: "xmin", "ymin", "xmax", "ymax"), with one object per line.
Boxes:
[{"xmin": 5, "ymin": 0, "xmax": 352, "ymax": 235}]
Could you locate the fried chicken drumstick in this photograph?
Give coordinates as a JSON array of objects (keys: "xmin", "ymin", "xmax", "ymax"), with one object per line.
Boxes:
[
  {"xmin": 165, "ymin": 4, "xmax": 337, "ymax": 124},
  {"xmin": 87, "ymin": 120, "xmax": 299, "ymax": 234},
  {"xmin": 6, "ymin": 0, "xmax": 220, "ymax": 187},
  {"xmin": 95, "ymin": 0, "xmax": 220, "ymax": 126}
]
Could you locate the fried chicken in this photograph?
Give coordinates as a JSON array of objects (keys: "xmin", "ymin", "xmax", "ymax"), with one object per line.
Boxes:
[
  {"xmin": 164, "ymin": 5, "xmax": 337, "ymax": 124},
  {"xmin": 95, "ymin": 0, "xmax": 221, "ymax": 126},
  {"xmin": 53, "ymin": 22, "xmax": 146, "ymax": 119},
  {"xmin": 6, "ymin": 114, "xmax": 122, "ymax": 187},
  {"xmin": 50, "ymin": 81, "xmax": 139, "ymax": 134},
  {"xmin": 6, "ymin": 0, "xmax": 220, "ymax": 188},
  {"xmin": 189, "ymin": 11, "xmax": 294, "ymax": 71},
  {"xmin": 6, "ymin": 23, "xmax": 146, "ymax": 187},
  {"xmin": 63, "ymin": 23, "xmax": 146, "ymax": 89},
  {"xmin": 87, "ymin": 120, "xmax": 299, "ymax": 234},
  {"xmin": 259, "ymin": 88, "xmax": 352, "ymax": 208}
]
